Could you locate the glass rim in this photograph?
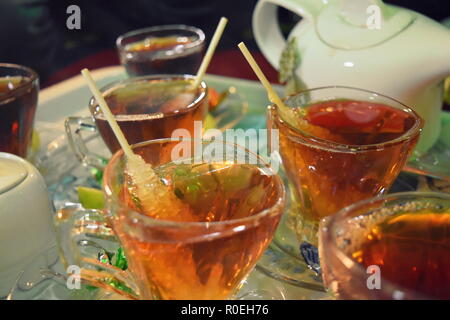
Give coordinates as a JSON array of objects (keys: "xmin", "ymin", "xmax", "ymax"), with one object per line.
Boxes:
[
  {"xmin": 89, "ymin": 74, "xmax": 207, "ymax": 119},
  {"xmin": 0, "ymin": 63, "xmax": 38, "ymax": 102},
  {"xmin": 103, "ymin": 137, "xmax": 286, "ymax": 230},
  {"xmin": 116, "ymin": 24, "xmax": 205, "ymax": 52},
  {"xmin": 321, "ymin": 191, "xmax": 450, "ymax": 298},
  {"xmin": 271, "ymin": 85, "xmax": 424, "ymax": 152}
]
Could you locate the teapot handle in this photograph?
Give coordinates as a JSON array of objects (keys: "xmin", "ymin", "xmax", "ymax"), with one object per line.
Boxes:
[{"xmin": 252, "ymin": 0, "xmax": 324, "ymax": 68}]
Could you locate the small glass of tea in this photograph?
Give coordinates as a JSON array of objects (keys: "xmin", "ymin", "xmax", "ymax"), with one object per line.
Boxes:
[
  {"xmin": 0, "ymin": 63, "xmax": 39, "ymax": 158},
  {"xmin": 116, "ymin": 25, "xmax": 205, "ymax": 77},
  {"xmin": 319, "ymin": 191, "xmax": 450, "ymax": 300},
  {"xmin": 66, "ymin": 74, "xmax": 208, "ymax": 168},
  {"xmin": 56, "ymin": 138, "xmax": 286, "ymax": 300},
  {"xmin": 267, "ymin": 86, "xmax": 423, "ymax": 245}
]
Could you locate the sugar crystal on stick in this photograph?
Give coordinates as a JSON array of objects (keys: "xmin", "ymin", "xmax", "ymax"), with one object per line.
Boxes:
[{"xmin": 81, "ymin": 68, "xmax": 196, "ymax": 222}]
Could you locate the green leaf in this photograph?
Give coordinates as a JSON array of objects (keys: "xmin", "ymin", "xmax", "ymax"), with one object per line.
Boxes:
[
  {"xmin": 107, "ymin": 279, "xmax": 134, "ymax": 295},
  {"xmin": 279, "ymin": 37, "xmax": 300, "ymax": 83},
  {"xmin": 113, "ymin": 247, "xmax": 128, "ymax": 271},
  {"xmin": 285, "ymin": 73, "xmax": 309, "ymax": 97},
  {"xmin": 90, "ymin": 166, "xmax": 105, "ymax": 185}
]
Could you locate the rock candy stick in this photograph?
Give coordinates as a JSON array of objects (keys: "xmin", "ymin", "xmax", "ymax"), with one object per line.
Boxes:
[{"xmin": 81, "ymin": 68, "xmax": 195, "ymax": 221}]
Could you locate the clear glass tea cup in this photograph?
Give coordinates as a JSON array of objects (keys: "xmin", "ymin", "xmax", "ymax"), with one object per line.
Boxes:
[
  {"xmin": 56, "ymin": 138, "xmax": 285, "ymax": 300},
  {"xmin": 267, "ymin": 86, "xmax": 423, "ymax": 245},
  {"xmin": 0, "ymin": 63, "xmax": 39, "ymax": 158},
  {"xmin": 117, "ymin": 25, "xmax": 205, "ymax": 77},
  {"xmin": 319, "ymin": 191, "xmax": 450, "ymax": 300},
  {"xmin": 65, "ymin": 74, "xmax": 208, "ymax": 168}
]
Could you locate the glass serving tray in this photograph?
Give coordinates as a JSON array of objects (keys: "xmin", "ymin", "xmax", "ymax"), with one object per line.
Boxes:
[{"xmin": 11, "ymin": 67, "xmax": 449, "ymax": 300}]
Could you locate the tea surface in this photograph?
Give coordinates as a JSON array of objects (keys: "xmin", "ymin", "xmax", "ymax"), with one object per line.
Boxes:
[{"xmin": 352, "ymin": 209, "xmax": 450, "ymax": 299}]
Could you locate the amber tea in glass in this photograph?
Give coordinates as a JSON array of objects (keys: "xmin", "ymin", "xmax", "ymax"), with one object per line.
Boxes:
[
  {"xmin": 57, "ymin": 139, "xmax": 285, "ymax": 300},
  {"xmin": 117, "ymin": 25, "xmax": 205, "ymax": 77},
  {"xmin": 90, "ymin": 75, "xmax": 208, "ymax": 153},
  {"xmin": 320, "ymin": 192, "xmax": 450, "ymax": 299},
  {"xmin": 0, "ymin": 64, "xmax": 38, "ymax": 157},
  {"xmin": 268, "ymin": 86, "xmax": 423, "ymax": 244}
]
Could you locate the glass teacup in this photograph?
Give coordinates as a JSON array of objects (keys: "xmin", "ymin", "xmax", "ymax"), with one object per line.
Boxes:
[
  {"xmin": 56, "ymin": 138, "xmax": 285, "ymax": 300},
  {"xmin": 0, "ymin": 63, "xmax": 39, "ymax": 158},
  {"xmin": 65, "ymin": 74, "xmax": 208, "ymax": 168},
  {"xmin": 319, "ymin": 192, "xmax": 450, "ymax": 300},
  {"xmin": 268, "ymin": 86, "xmax": 423, "ymax": 245},
  {"xmin": 117, "ymin": 25, "xmax": 205, "ymax": 77}
]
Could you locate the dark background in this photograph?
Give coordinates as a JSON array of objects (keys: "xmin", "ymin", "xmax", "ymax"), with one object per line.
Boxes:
[{"xmin": 1, "ymin": 0, "xmax": 449, "ymax": 86}]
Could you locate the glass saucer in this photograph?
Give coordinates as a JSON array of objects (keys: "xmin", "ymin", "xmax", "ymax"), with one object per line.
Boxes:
[
  {"xmin": 3, "ymin": 245, "xmax": 130, "ymax": 300},
  {"xmin": 5, "ymin": 219, "xmax": 325, "ymax": 300}
]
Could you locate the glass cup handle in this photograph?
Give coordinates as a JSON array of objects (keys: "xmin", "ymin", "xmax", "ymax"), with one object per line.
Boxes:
[
  {"xmin": 54, "ymin": 204, "xmax": 139, "ymax": 299},
  {"xmin": 64, "ymin": 116, "xmax": 107, "ymax": 169}
]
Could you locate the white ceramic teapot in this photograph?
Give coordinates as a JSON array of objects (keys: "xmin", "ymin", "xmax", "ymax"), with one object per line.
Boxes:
[{"xmin": 253, "ymin": 0, "xmax": 450, "ymax": 153}]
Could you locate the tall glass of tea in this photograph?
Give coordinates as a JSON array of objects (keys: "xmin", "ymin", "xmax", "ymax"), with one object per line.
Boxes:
[
  {"xmin": 56, "ymin": 138, "xmax": 285, "ymax": 300},
  {"xmin": 117, "ymin": 25, "xmax": 205, "ymax": 77},
  {"xmin": 268, "ymin": 86, "xmax": 423, "ymax": 245},
  {"xmin": 0, "ymin": 64, "xmax": 39, "ymax": 158},
  {"xmin": 319, "ymin": 192, "xmax": 450, "ymax": 299}
]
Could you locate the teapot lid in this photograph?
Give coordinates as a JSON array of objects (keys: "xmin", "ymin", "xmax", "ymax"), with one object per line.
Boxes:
[
  {"xmin": 0, "ymin": 153, "xmax": 28, "ymax": 194},
  {"xmin": 316, "ymin": 0, "xmax": 415, "ymax": 49}
]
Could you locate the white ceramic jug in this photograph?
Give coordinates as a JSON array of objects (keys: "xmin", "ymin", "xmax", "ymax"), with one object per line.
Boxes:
[{"xmin": 253, "ymin": 0, "xmax": 450, "ymax": 153}]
